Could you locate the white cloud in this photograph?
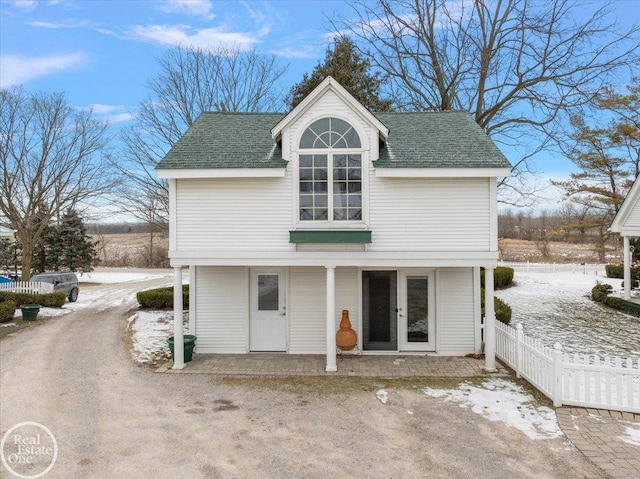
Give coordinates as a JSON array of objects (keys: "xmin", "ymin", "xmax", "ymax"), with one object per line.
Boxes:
[
  {"xmin": 158, "ymin": 0, "xmax": 215, "ymax": 20},
  {"xmin": 28, "ymin": 19, "xmax": 88, "ymax": 29},
  {"xmin": 8, "ymin": 0, "xmax": 37, "ymax": 11},
  {"xmin": 0, "ymin": 52, "xmax": 87, "ymax": 88},
  {"xmin": 128, "ymin": 24, "xmax": 260, "ymax": 50},
  {"xmin": 89, "ymin": 104, "xmax": 134, "ymax": 124}
]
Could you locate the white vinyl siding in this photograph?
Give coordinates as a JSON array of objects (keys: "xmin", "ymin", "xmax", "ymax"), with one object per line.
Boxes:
[
  {"xmin": 623, "ymin": 199, "xmax": 640, "ymax": 229},
  {"xmin": 175, "ymin": 177, "xmax": 292, "ymax": 251},
  {"xmin": 194, "ymin": 266, "xmax": 248, "ymax": 353},
  {"xmin": 437, "ymin": 268, "xmax": 476, "ymax": 354},
  {"xmin": 369, "ymin": 176, "xmax": 491, "ymax": 251},
  {"xmin": 288, "ymin": 267, "xmax": 359, "ymax": 353},
  {"xmin": 288, "ymin": 268, "xmax": 325, "ymax": 353}
]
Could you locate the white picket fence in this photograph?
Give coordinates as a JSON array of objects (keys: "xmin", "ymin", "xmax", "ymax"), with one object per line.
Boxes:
[
  {"xmin": 0, "ymin": 281, "xmax": 54, "ymax": 294},
  {"xmin": 496, "ymin": 321, "xmax": 640, "ymax": 413}
]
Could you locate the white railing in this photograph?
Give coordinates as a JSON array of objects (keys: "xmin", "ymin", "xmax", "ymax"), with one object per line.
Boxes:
[
  {"xmin": 496, "ymin": 321, "xmax": 640, "ymax": 413},
  {"xmin": 0, "ymin": 281, "xmax": 54, "ymax": 294}
]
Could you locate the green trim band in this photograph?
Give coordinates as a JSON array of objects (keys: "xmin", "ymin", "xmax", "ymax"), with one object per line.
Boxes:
[{"xmin": 289, "ymin": 230, "xmax": 372, "ymax": 244}]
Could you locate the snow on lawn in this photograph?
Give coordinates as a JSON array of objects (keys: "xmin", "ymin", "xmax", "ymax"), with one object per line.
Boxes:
[
  {"xmin": 424, "ymin": 378, "xmax": 564, "ymax": 441},
  {"xmin": 78, "ymin": 270, "xmax": 172, "ymax": 284},
  {"xmin": 495, "ymin": 269, "xmax": 640, "ymax": 360},
  {"xmin": 128, "ymin": 310, "xmax": 189, "ymax": 364}
]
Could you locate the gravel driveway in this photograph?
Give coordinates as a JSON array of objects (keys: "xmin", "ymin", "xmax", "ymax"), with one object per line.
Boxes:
[{"xmin": 0, "ymin": 276, "xmax": 606, "ymax": 479}]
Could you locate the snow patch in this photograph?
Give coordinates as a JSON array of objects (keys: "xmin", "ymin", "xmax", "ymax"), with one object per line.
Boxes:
[
  {"xmin": 128, "ymin": 310, "xmax": 189, "ymax": 364},
  {"xmin": 376, "ymin": 389, "xmax": 389, "ymax": 404},
  {"xmin": 618, "ymin": 423, "xmax": 640, "ymax": 446},
  {"xmin": 424, "ymin": 379, "xmax": 564, "ymax": 440},
  {"xmin": 78, "ymin": 270, "xmax": 171, "ymax": 284}
]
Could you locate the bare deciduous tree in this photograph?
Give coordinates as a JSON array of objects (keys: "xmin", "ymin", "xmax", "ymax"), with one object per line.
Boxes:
[
  {"xmin": 115, "ymin": 44, "xmax": 289, "ymax": 234},
  {"xmin": 0, "ymin": 87, "xmax": 111, "ymax": 280},
  {"xmin": 332, "ymin": 0, "xmax": 639, "ymax": 205}
]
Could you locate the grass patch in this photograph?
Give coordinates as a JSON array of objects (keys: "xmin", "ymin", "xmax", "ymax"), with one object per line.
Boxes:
[{"xmin": 211, "ymin": 376, "xmax": 490, "ymax": 396}]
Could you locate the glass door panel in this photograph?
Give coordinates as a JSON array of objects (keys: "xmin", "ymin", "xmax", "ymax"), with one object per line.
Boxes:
[
  {"xmin": 400, "ymin": 272, "xmax": 435, "ymax": 351},
  {"xmin": 362, "ymin": 271, "xmax": 397, "ymax": 351}
]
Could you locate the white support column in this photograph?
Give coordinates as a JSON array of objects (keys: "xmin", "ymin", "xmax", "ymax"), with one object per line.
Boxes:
[
  {"xmin": 172, "ymin": 266, "xmax": 185, "ymax": 369},
  {"xmin": 325, "ymin": 265, "xmax": 337, "ymax": 372},
  {"xmin": 624, "ymin": 236, "xmax": 631, "ymax": 300},
  {"xmin": 484, "ymin": 267, "xmax": 497, "ymax": 372}
]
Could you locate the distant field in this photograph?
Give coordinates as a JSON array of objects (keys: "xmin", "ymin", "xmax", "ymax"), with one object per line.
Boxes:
[
  {"xmin": 91, "ymin": 233, "xmax": 621, "ymax": 266},
  {"xmin": 498, "ymin": 238, "xmax": 621, "ymax": 264},
  {"xmin": 91, "ymin": 233, "xmax": 169, "ymax": 267}
]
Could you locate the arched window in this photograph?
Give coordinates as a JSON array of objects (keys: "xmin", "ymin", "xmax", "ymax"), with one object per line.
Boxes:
[{"xmin": 298, "ymin": 118, "xmax": 362, "ymax": 222}]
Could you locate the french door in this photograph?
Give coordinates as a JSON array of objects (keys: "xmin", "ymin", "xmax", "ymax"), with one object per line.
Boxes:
[{"xmin": 362, "ymin": 270, "xmax": 435, "ymax": 352}]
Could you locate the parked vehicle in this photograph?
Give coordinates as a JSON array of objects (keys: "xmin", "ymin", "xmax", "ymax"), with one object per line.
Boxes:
[{"xmin": 30, "ymin": 272, "xmax": 79, "ymax": 302}]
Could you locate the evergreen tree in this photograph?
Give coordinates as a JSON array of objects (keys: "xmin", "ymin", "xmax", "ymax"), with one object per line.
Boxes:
[
  {"xmin": 34, "ymin": 208, "xmax": 99, "ymax": 272},
  {"xmin": 48, "ymin": 209, "xmax": 99, "ymax": 273},
  {"xmin": 286, "ymin": 36, "xmax": 392, "ymax": 111}
]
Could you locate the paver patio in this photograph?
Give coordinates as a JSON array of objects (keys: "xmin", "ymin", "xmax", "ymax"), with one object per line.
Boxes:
[{"xmin": 157, "ymin": 353, "xmax": 505, "ymax": 378}]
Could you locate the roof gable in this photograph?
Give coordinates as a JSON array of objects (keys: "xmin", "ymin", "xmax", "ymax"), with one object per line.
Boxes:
[
  {"xmin": 271, "ymin": 76, "xmax": 388, "ymax": 142},
  {"xmin": 611, "ymin": 176, "xmax": 640, "ymax": 233}
]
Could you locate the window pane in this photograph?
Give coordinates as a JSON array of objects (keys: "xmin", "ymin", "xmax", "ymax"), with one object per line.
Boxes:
[
  {"xmin": 300, "ymin": 209, "xmax": 313, "ymax": 220},
  {"xmin": 300, "ymin": 182, "xmax": 313, "ymax": 193},
  {"xmin": 348, "ymin": 168, "xmax": 361, "ymax": 180},
  {"xmin": 314, "ymin": 155, "xmax": 327, "ymax": 168},
  {"xmin": 300, "ymin": 195, "xmax": 313, "ymax": 207},
  {"xmin": 315, "ymin": 209, "xmax": 328, "ymax": 220},
  {"xmin": 334, "ymin": 209, "xmax": 348, "ymax": 221},
  {"xmin": 344, "ymin": 129, "xmax": 361, "ymax": 148},
  {"xmin": 315, "ymin": 194, "xmax": 328, "ymax": 207},
  {"xmin": 407, "ymin": 276, "xmax": 429, "ymax": 342},
  {"xmin": 348, "ymin": 155, "xmax": 361, "ymax": 168},
  {"xmin": 334, "ymin": 168, "xmax": 346, "ymax": 180},
  {"xmin": 314, "ymin": 181, "xmax": 328, "ymax": 193},
  {"xmin": 334, "ymin": 194, "xmax": 347, "ymax": 207},
  {"xmin": 300, "ymin": 131, "xmax": 315, "ymax": 149},
  {"xmin": 299, "ymin": 168, "xmax": 312, "ymax": 180},
  {"xmin": 258, "ymin": 275, "xmax": 279, "ymax": 311},
  {"xmin": 334, "ymin": 155, "xmax": 347, "ymax": 167},
  {"xmin": 299, "ymin": 155, "xmax": 312, "ymax": 168},
  {"xmin": 348, "ymin": 195, "xmax": 361, "ymax": 207},
  {"xmin": 348, "ymin": 209, "xmax": 362, "ymax": 221},
  {"xmin": 315, "ymin": 168, "xmax": 327, "ymax": 180},
  {"xmin": 316, "ymin": 132, "xmax": 331, "ymax": 148},
  {"xmin": 348, "ymin": 182, "xmax": 361, "ymax": 193},
  {"xmin": 299, "ymin": 118, "xmax": 361, "ymax": 149}
]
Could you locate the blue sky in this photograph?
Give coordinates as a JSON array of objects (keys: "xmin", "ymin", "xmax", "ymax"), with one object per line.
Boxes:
[{"xmin": 1, "ymin": 0, "xmax": 639, "ymax": 209}]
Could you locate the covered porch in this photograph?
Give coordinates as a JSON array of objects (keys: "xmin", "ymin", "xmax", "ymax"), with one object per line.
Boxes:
[{"xmin": 167, "ymin": 259, "xmax": 501, "ymax": 373}]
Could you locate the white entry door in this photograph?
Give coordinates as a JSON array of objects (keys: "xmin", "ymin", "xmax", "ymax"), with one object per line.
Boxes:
[
  {"xmin": 250, "ymin": 269, "xmax": 286, "ymax": 351},
  {"xmin": 399, "ymin": 271, "xmax": 435, "ymax": 351}
]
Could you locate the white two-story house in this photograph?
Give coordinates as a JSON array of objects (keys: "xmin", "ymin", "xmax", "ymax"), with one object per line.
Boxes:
[{"xmin": 156, "ymin": 77, "xmax": 511, "ymax": 372}]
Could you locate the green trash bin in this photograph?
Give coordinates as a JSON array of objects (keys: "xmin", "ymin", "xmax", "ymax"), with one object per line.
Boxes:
[
  {"xmin": 20, "ymin": 304, "xmax": 40, "ymax": 321},
  {"xmin": 167, "ymin": 335, "xmax": 197, "ymax": 363}
]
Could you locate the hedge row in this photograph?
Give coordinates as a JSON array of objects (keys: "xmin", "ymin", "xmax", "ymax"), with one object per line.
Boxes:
[
  {"xmin": 605, "ymin": 264, "xmax": 640, "ymax": 280},
  {"xmin": 591, "ymin": 282, "xmax": 640, "ymax": 317},
  {"xmin": 0, "ymin": 300, "xmax": 16, "ymax": 322},
  {"xmin": 480, "ymin": 289, "xmax": 512, "ymax": 325},
  {"xmin": 0, "ymin": 291, "xmax": 66, "ymax": 308},
  {"xmin": 480, "ymin": 267, "xmax": 515, "ymax": 290},
  {"xmin": 137, "ymin": 285, "xmax": 189, "ymax": 309}
]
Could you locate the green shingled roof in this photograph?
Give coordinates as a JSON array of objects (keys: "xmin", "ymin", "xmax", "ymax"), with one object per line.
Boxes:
[
  {"xmin": 157, "ymin": 112, "xmax": 287, "ymax": 169},
  {"xmin": 375, "ymin": 111, "xmax": 511, "ymax": 168},
  {"xmin": 156, "ymin": 110, "xmax": 511, "ymax": 170}
]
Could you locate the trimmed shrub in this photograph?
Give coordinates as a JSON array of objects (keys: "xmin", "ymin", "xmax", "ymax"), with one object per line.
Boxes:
[
  {"xmin": 480, "ymin": 289, "xmax": 512, "ymax": 325},
  {"xmin": 0, "ymin": 291, "xmax": 66, "ymax": 308},
  {"xmin": 480, "ymin": 267, "xmax": 515, "ymax": 290},
  {"xmin": 137, "ymin": 285, "xmax": 189, "ymax": 309},
  {"xmin": 604, "ymin": 296, "xmax": 625, "ymax": 310},
  {"xmin": 0, "ymin": 300, "xmax": 17, "ymax": 322},
  {"xmin": 591, "ymin": 283, "xmax": 612, "ymax": 303},
  {"xmin": 606, "ymin": 264, "xmax": 640, "ymax": 280}
]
